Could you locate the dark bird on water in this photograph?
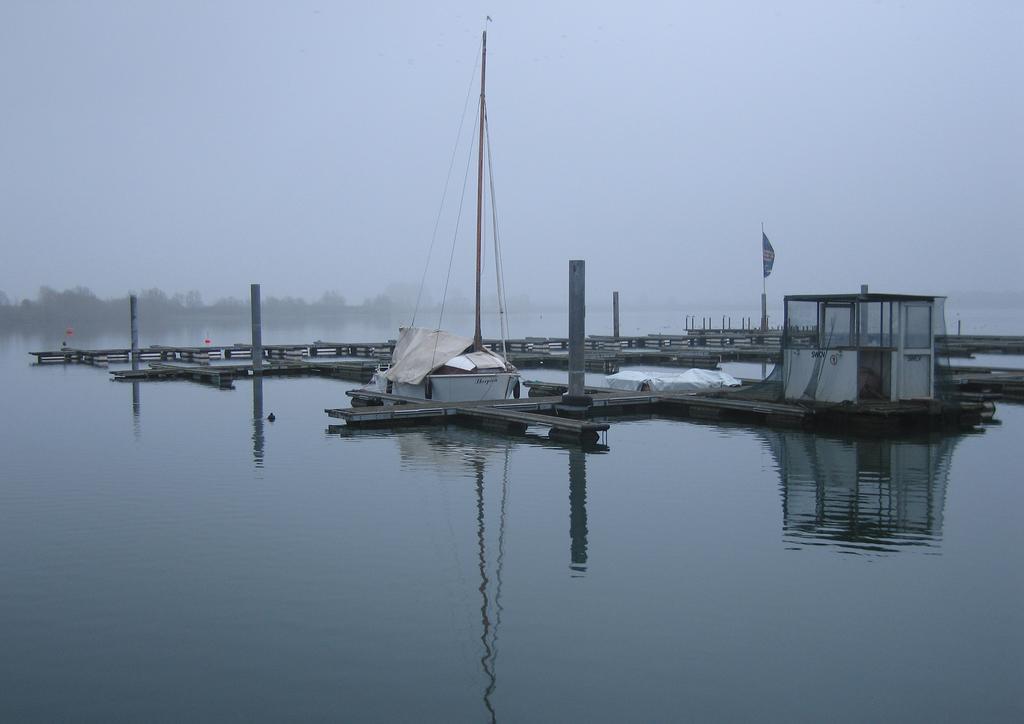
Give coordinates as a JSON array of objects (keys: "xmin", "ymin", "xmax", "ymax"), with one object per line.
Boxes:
[{"xmin": 267, "ymin": 413, "xmax": 276, "ymax": 422}]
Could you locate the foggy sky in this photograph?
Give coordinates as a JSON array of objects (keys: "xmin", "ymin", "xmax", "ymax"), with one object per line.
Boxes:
[{"xmin": 1, "ymin": 0, "xmax": 1021, "ymax": 309}]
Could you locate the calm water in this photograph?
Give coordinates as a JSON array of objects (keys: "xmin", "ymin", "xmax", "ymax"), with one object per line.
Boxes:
[{"xmin": 1, "ymin": 317, "xmax": 1022, "ymax": 722}]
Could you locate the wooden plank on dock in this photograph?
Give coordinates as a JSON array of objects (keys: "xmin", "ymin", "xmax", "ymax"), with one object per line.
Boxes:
[{"xmin": 457, "ymin": 405, "xmax": 608, "ymax": 434}]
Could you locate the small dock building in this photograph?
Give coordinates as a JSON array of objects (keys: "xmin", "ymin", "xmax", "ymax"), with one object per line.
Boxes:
[{"xmin": 782, "ymin": 292, "xmax": 943, "ymax": 403}]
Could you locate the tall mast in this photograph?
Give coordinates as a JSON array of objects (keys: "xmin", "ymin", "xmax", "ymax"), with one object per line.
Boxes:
[{"xmin": 474, "ymin": 30, "xmax": 487, "ymax": 352}]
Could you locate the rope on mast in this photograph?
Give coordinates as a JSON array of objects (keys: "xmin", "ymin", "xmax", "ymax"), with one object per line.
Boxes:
[
  {"xmin": 411, "ymin": 38, "xmax": 481, "ymax": 327},
  {"xmin": 435, "ymin": 99, "xmax": 480, "ymax": 341},
  {"xmin": 484, "ymin": 112, "xmax": 510, "ymax": 356}
]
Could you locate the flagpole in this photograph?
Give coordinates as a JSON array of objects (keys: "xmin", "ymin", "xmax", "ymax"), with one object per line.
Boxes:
[
  {"xmin": 761, "ymin": 222, "xmax": 767, "ymax": 331},
  {"xmin": 761, "ymin": 222, "xmax": 767, "ymax": 299}
]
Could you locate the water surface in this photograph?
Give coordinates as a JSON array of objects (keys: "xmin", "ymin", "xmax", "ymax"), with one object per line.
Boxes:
[{"xmin": 1, "ymin": 321, "xmax": 1021, "ymax": 722}]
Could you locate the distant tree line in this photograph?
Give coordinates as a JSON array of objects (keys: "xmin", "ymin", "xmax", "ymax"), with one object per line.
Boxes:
[
  {"xmin": 0, "ymin": 285, "xmax": 542, "ymax": 332},
  {"xmin": 0, "ymin": 286, "xmax": 354, "ymax": 331}
]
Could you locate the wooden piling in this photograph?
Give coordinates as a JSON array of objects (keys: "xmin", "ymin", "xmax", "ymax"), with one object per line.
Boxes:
[
  {"xmin": 250, "ymin": 283, "xmax": 263, "ymax": 374},
  {"xmin": 567, "ymin": 260, "xmax": 586, "ymax": 401},
  {"xmin": 129, "ymin": 294, "xmax": 139, "ymax": 371},
  {"xmin": 613, "ymin": 291, "xmax": 620, "ymax": 339}
]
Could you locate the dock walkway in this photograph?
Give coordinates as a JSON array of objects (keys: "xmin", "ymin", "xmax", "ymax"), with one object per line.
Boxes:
[
  {"xmin": 34, "ymin": 332, "xmax": 1023, "ymax": 369},
  {"xmin": 327, "ymin": 392, "xmax": 612, "ymax": 442},
  {"xmin": 334, "ymin": 383, "xmax": 992, "ymax": 442},
  {"xmin": 31, "ymin": 331, "xmax": 1024, "ymax": 404},
  {"xmin": 109, "ymin": 358, "xmax": 382, "ymax": 387}
]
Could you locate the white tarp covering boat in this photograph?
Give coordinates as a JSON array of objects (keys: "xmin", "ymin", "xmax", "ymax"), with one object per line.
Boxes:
[
  {"xmin": 384, "ymin": 327, "xmax": 514, "ymax": 385},
  {"xmin": 444, "ymin": 350, "xmax": 511, "ymax": 372},
  {"xmin": 605, "ymin": 369, "xmax": 742, "ymax": 392},
  {"xmin": 384, "ymin": 327, "xmax": 473, "ymax": 385}
]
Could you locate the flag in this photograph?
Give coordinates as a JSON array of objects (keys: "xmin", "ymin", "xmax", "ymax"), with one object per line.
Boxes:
[{"xmin": 762, "ymin": 232, "xmax": 775, "ymax": 278}]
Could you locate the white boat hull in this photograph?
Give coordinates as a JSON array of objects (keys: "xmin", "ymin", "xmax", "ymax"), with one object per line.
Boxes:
[
  {"xmin": 390, "ymin": 372, "xmax": 518, "ymax": 402},
  {"xmin": 428, "ymin": 372, "xmax": 518, "ymax": 401}
]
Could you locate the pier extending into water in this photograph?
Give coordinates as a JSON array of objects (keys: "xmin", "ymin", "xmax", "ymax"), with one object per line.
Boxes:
[
  {"xmin": 108, "ymin": 359, "xmax": 382, "ymax": 389},
  {"xmin": 30, "ymin": 331, "xmax": 1024, "ymax": 366},
  {"xmin": 333, "ymin": 384, "xmax": 993, "ymax": 443},
  {"xmin": 30, "ymin": 332, "xmax": 1024, "ymax": 402},
  {"xmin": 30, "ymin": 335, "xmax": 724, "ymax": 377}
]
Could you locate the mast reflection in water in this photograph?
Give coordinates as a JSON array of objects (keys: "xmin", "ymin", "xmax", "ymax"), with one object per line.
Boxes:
[
  {"xmin": 390, "ymin": 427, "xmax": 602, "ymax": 722},
  {"xmin": 761, "ymin": 431, "xmax": 960, "ymax": 554},
  {"xmin": 394, "ymin": 430, "xmax": 512, "ymax": 723}
]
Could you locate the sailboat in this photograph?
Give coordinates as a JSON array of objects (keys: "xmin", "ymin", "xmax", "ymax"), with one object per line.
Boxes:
[{"xmin": 362, "ymin": 29, "xmax": 520, "ymax": 403}]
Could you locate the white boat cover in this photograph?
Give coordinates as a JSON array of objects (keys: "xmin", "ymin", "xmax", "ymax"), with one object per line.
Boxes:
[
  {"xmin": 605, "ymin": 368, "xmax": 742, "ymax": 392},
  {"xmin": 443, "ymin": 351, "xmax": 511, "ymax": 372},
  {"xmin": 384, "ymin": 327, "xmax": 474, "ymax": 384}
]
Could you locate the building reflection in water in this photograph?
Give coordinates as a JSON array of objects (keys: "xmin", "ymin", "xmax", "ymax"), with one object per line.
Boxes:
[
  {"xmin": 760, "ymin": 431, "xmax": 960, "ymax": 553},
  {"xmin": 252, "ymin": 377, "xmax": 265, "ymax": 468}
]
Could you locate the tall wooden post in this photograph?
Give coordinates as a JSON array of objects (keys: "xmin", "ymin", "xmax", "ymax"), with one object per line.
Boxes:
[
  {"xmin": 612, "ymin": 291, "xmax": 620, "ymax": 339},
  {"xmin": 129, "ymin": 294, "xmax": 139, "ymax": 371},
  {"xmin": 567, "ymin": 260, "xmax": 586, "ymax": 401},
  {"xmin": 250, "ymin": 283, "xmax": 263, "ymax": 374},
  {"xmin": 859, "ymin": 284, "xmax": 869, "ymax": 342}
]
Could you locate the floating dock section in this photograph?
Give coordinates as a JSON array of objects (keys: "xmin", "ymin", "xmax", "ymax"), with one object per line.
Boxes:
[
  {"xmin": 108, "ymin": 359, "xmax": 381, "ymax": 388},
  {"xmin": 333, "ymin": 384, "xmax": 993, "ymax": 442},
  {"xmin": 328, "ymin": 392, "xmax": 613, "ymax": 443}
]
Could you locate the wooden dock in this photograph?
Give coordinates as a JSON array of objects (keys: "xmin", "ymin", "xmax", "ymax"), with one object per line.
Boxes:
[
  {"xmin": 31, "ymin": 331, "xmax": 1024, "ymax": 367},
  {"xmin": 30, "ymin": 332, "xmax": 1024, "ymax": 408},
  {"xmin": 31, "ymin": 337, "xmax": 726, "ymax": 376},
  {"xmin": 936, "ymin": 334, "xmax": 1024, "ymax": 357},
  {"xmin": 677, "ymin": 329, "xmax": 1024, "ymax": 358},
  {"xmin": 31, "ymin": 342, "xmax": 376, "ymax": 365},
  {"xmin": 333, "ymin": 382, "xmax": 993, "ymax": 442},
  {"xmin": 327, "ymin": 392, "xmax": 612, "ymax": 443},
  {"xmin": 109, "ymin": 358, "xmax": 381, "ymax": 387},
  {"xmin": 945, "ymin": 368, "xmax": 1024, "ymax": 402}
]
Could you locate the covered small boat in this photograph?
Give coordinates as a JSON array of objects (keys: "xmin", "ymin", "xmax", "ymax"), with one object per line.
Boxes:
[
  {"xmin": 605, "ymin": 369, "xmax": 741, "ymax": 393},
  {"xmin": 366, "ymin": 327, "xmax": 519, "ymax": 402}
]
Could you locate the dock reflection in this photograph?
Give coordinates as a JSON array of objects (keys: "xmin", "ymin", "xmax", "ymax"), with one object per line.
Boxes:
[{"xmin": 760, "ymin": 431, "xmax": 960, "ymax": 553}]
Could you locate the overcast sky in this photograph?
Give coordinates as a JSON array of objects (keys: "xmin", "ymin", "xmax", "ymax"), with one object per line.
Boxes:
[{"xmin": 1, "ymin": 0, "xmax": 1020, "ymax": 308}]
